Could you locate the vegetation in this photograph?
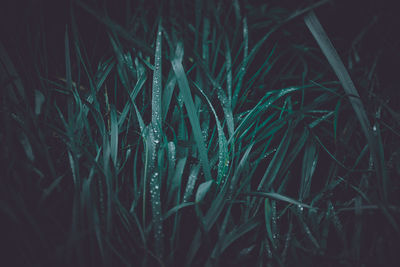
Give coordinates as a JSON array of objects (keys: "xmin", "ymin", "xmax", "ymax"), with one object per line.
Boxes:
[{"xmin": 1, "ymin": 0, "xmax": 399, "ymax": 266}]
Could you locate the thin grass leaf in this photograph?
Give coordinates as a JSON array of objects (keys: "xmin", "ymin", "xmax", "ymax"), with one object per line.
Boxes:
[
  {"xmin": 224, "ymin": 36, "xmax": 233, "ymax": 105},
  {"xmin": 144, "ymin": 22, "xmax": 165, "ymax": 259},
  {"xmin": 162, "ymin": 73, "xmax": 177, "ymax": 121},
  {"xmin": 168, "ymin": 157, "xmax": 187, "ymax": 205},
  {"xmin": 195, "ymin": 83, "xmax": 229, "ymax": 184},
  {"xmin": 217, "ymin": 218, "xmax": 260, "ymax": 256},
  {"xmin": 256, "ymin": 120, "xmax": 295, "ymax": 191},
  {"xmin": 108, "ymin": 33, "xmax": 130, "ymax": 90},
  {"xmin": 110, "ymin": 105, "xmax": 118, "ymax": 167},
  {"xmin": 18, "ymin": 132, "xmax": 34, "ymax": 162},
  {"xmin": 228, "ymin": 143, "xmax": 254, "ymax": 200},
  {"xmin": 152, "ymin": 22, "xmax": 163, "ymax": 137},
  {"xmin": 185, "ymin": 178, "xmax": 231, "ymax": 266},
  {"xmin": 299, "ymin": 138, "xmax": 318, "ymax": 201},
  {"xmin": 264, "ymin": 198, "xmax": 276, "ymax": 248},
  {"xmin": 183, "ymin": 163, "xmax": 200, "ymax": 203},
  {"xmin": 171, "ymin": 42, "xmax": 212, "ymax": 181},
  {"xmin": 230, "ymin": 87, "xmax": 298, "ymax": 144},
  {"xmin": 0, "ymin": 42, "xmax": 26, "ymax": 98},
  {"xmin": 163, "ymin": 202, "xmax": 196, "ymax": 221},
  {"xmin": 304, "ymin": 11, "xmax": 387, "ymax": 201},
  {"xmin": 333, "ymin": 99, "xmax": 341, "ymax": 144},
  {"xmin": 247, "ymin": 192, "xmax": 315, "ymax": 210},
  {"xmin": 64, "ymin": 28, "xmax": 74, "ymax": 123},
  {"xmin": 243, "ymin": 16, "xmax": 248, "ymax": 59}
]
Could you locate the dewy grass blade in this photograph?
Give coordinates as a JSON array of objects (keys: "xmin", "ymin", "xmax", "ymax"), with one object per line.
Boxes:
[
  {"xmin": 148, "ymin": 21, "xmax": 164, "ymax": 259},
  {"xmin": 171, "ymin": 42, "xmax": 212, "ymax": 181},
  {"xmin": 195, "ymin": 83, "xmax": 229, "ymax": 184},
  {"xmin": 230, "ymin": 87, "xmax": 298, "ymax": 144},
  {"xmin": 247, "ymin": 192, "xmax": 315, "ymax": 210},
  {"xmin": 264, "ymin": 199, "xmax": 276, "ymax": 247},
  {"xmin": 192, "ymin": 54, "xmax": 235, "ymax": 139},
  {"xmin": 232, "ymin": 25, "xmax": 279, "ymax": 109},
  {"xmin": 152, "ymin": 22, "xmax": 163, "ymax": 138}
]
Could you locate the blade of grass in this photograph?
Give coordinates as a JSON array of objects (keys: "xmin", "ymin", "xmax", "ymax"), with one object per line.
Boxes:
[
  {"xmin": 246, "ymin": 192, "xmax": 315, "ymax": 210},
  {"xmin": 149, "ymin": 21, "xmax": 164, "ymax": 259},
  {"xmin": 299, "ymin": 138, "xmax": 318, "ymax": 201},
  {"xmin": 304, "ymin": 11, "xmax": 388, "ymax": 202},
  {"xmin": 110, "ymin": 105, "xmax": 118, "ymax": 167},
  {"xmin": 171, "ymin": 42, "xmax": 212, "ymax": 181},
  {"xmin": 195, "ymin": 83, "xmax": 229, "ymax": 184}
]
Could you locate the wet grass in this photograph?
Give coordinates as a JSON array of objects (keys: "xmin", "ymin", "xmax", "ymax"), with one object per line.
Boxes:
[{"xmin": 1, "ymin": 0, "xmax": 400, "ymax": 266}]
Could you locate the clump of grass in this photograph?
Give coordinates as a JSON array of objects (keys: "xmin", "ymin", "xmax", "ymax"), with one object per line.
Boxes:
[{"xmin": 1, "ymin": 0, "xmax": 400, "ymax": 266}]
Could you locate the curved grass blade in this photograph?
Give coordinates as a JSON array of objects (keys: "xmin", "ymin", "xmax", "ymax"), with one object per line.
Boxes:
[
  {"xmin": 246, "ymin": 191, "xmax": 315, "ymax": 210},
  {"xmin": 195, "ymin": 83, "xmax": 229, "ymax": 184},
  {"xmin": 171, "ymin": 42, "xmax": 212, "ymax": 181},
  {"xmin": 216, "ymin": 218, "xmax": 260, "ymax": 256},
  {"xmin": 163, "ymin": 202, "xmax": 196, "ymax": 221},
  {"xmin": 195, "ymin": 180, "xmax": 214, "ymax": 203},
  {"xmin": 230, "ymin": 87, "xmax": 299, "ymax": 144},
  {"xmin": 304, "ymin": 11, "xmax": 388, "ymax": 202}
]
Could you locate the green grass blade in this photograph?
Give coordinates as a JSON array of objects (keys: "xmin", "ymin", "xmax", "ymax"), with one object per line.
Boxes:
[
  {"xmin": 304, "ymin": 11, "xmax": 387, "ymax": 201},
  {"xmin": 247, "ymin": 192, "xmax": 315, "ymax": 210},
  {"xmin": 256, "ymin": 120, "xmax": 295, "ymax": 191},
  {"xmin": 219, "ymin": 218, "xmax": 260, "ymax": 255},
  {"xmin": 152, "ymin": 22, "xmax": 163, "ymax": 137},
  {"xmin": 147, "ymin": 22, "xmax": 164, "ymax": 259},
  {"xmin": 299, "ymin": 138, "xmax": 318, "ymax": 201},
  {"xmin": 183, "ymin": 163, "xmax": 200, "ymax": 203},
  {"xmin": 110, "ymin": 105, "xmax": 118, "ymax": 167},
  {"xmin": 195, "ymin": 83, "xmax": 229, "ymax": 184},
  {"xmin": 171, "ymin": 42, "xmax": 212, "ymax": 181}
]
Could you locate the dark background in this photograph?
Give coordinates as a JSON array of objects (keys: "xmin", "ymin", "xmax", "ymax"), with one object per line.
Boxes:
[{"xmin": 2, "ymin": 0, "xmax": 399, "ymax": 98}]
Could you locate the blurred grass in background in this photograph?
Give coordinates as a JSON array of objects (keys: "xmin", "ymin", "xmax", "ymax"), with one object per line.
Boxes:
[{"xmin": 1, "ymin": 0, "xmax": 400, "ymax": 266}]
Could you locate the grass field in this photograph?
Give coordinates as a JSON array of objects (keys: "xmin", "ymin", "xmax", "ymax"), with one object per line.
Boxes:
[{"xmin": 1, "ymin": 0, "xmax": 400, "ymax": 266}]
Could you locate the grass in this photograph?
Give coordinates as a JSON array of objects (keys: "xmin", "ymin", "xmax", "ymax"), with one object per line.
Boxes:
[{"xmin": 1, "ymin": 0, "xmax": 400, "ymax": 266}]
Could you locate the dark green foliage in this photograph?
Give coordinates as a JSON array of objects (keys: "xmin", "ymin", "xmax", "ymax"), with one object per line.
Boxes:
[{"xmin": 1, "ymin": 0, "xmax": 399, "ymax": 266}]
